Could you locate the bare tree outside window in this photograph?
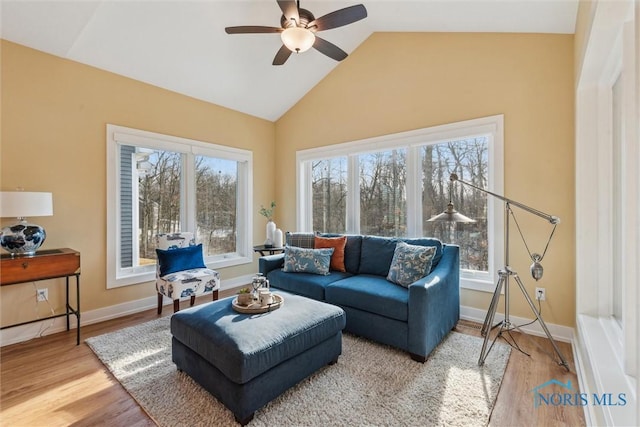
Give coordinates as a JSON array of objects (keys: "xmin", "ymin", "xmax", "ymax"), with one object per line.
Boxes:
[
  {"xmin": 137, "ymin": 149, "xmax": 182, "ymax": 262},
  {"xmin": 127, "ymin": 148, "xmax": 240, "ymax": 266},
  {"xmin": 312, "ymin": 158, "xmax": 347, "ymax": 233},
  {"xmin": 359, "ymin": 149, "xmax": 407, "ymax": 237},
  {"xmin": 195, "ymin": 156, "xmax": 237, "ymax": 256},
  {"xmin": 422, "ymin": 138, "xmax": 489, "ymax": 272}
]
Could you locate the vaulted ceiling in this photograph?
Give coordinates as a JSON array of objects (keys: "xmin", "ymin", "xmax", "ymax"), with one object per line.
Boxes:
[{"xmin": 1, "ymin": 1, "xmax": 578, "ymax": 121}]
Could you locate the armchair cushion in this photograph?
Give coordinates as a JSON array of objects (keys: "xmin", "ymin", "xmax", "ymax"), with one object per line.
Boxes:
[{"xmin": 156, "ymin": 244, "xmax": 206, "ymax": 277}]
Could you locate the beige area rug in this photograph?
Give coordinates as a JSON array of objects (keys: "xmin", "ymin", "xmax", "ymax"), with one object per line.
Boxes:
[{"xmin": 86, "ymin": 316, "xmax": 510, "ymax": 427}]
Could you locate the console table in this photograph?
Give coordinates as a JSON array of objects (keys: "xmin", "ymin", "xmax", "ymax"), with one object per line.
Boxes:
[{"xmin": 0, "ymin": 248, "xmax": 81, "ymax": 345}]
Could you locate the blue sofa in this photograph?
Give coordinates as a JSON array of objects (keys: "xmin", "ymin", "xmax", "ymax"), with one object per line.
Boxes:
[{"xmin": 259, "ymin": 234, "xmax": 460, "ymax": 362}]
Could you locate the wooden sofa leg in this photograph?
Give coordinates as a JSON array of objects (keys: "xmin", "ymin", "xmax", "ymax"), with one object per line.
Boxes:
[
  {"xmin": 190, "ymin": 295, "xmax": 196, "ymax": 306},
  {"xmin": 410, "ymin": 353, "xmax": 427, "ymax": 363},
  {"xmin": 212, "ymin": 290, "xmax": 219, "ymax": 301},
  {"xmin": 173, "ymin": 299, "xmax": 180, "ymax": 313},
  {"xmin": 157, "ymin": 293, "xmax": 163, "ymax": 315}
]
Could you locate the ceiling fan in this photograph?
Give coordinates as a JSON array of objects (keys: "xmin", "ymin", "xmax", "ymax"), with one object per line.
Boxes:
[{"xmin": 225, "ymin": 1, "xmax": 367, "ymax": 66}]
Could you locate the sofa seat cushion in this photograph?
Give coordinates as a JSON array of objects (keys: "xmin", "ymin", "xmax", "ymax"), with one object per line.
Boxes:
[
  {"xmin": 267, "ymin": 269, "xmax": 352, "ymax": 301},
  {"xmin": 325, "ymin": 274, "xmax": 409, "ymax": 322}
]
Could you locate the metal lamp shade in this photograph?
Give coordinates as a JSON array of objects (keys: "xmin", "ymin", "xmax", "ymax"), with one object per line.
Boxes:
[{"xmin": 428, "ymin": 202, "xmax": 476, "ymax": 224}]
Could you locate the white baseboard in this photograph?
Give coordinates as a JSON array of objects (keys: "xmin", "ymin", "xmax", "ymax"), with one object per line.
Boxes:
[
  {"xmin": 1, "ymin": 288, "xmax": 574, "ymax": 348},
  {"xmin": 460, "ymin": 305, "xmax": 575, "ymax": 343},
  {"xmin": 572, "ymin": 314, "xmax": 637, "ymax": 426},
  {"xmin": 0, "ymin": 275, "xmax": 253, "ymax": 347}
]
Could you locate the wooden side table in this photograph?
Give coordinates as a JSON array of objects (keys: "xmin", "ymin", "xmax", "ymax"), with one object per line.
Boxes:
[{"xmin": 0, "ymin": 248, "xmax": 81, "ymax": 345}]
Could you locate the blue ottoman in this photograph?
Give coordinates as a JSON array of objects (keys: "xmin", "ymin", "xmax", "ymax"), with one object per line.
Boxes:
[{"xmin": 171, "ymin": 291, "xmax": 346, "ymax": 425}]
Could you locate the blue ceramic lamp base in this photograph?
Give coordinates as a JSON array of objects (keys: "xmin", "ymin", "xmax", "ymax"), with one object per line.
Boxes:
[{"xmin": 0, "ymin": 219, "xmax": 47, "ymax": 256}]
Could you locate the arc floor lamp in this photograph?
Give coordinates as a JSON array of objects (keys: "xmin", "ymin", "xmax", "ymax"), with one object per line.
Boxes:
[{"xmin": 430, "ymin": 173, "xmax": 569, "ymax": 371}]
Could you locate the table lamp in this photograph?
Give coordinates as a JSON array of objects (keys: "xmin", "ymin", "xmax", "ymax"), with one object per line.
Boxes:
[{"xmin": 0, "ymin": 191, "xmax": 53, "ymax": 256}]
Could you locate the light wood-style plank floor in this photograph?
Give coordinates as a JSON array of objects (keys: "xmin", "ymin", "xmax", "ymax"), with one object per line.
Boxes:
[{"xmin": 1, "ymin": 290, "xmax": 585, "ymax": 427}]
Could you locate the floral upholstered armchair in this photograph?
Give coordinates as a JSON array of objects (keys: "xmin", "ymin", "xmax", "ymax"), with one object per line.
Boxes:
[{"xmin": 155, "ymin": 232, "xmax": 220, "ymax": 314}]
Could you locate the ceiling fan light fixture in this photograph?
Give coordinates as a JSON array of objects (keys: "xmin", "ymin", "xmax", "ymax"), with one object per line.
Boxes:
[{"xmin": 281, "ymin": 27, "xmax": 315, "ymax": 53}]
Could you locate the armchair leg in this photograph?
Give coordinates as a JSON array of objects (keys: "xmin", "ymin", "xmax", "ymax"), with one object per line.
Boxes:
[
  {"xmin": 157, "ymin": 293, "xmax": 163, "ymax": 315},
  {"xmin": 212, "ymin": 290, "xmax": 219, "ymax": 301},
  {"xmin": 190, "ymin": 295, "xmax": 196, "ymax": 306},
  {"xmin": 173, "ymin": 299, "xmax": 180, "ymax": 313}
]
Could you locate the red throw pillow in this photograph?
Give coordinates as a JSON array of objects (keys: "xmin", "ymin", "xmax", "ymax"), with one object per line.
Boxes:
[{"xmin": 314, "ymin": 235, "xmax": 347, "ymax": 272}]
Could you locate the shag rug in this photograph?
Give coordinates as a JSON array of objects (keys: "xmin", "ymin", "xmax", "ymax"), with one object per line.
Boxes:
[{"xmin": 86, "ymin": 316, "xmax": 510, "ymax": 426}]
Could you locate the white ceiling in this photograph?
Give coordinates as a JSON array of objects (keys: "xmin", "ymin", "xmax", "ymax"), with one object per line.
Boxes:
[{"xmin": 1, "ymin": 1, "xmax": 578, "ymax": 121}]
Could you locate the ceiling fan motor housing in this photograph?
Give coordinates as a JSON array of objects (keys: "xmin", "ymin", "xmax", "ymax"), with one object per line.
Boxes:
[{"xmin": 281, "ymin": 8, "xmax": 316, "ymax": 30}]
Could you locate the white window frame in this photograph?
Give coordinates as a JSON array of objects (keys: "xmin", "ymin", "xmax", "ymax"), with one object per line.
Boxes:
[
  {"xmin": 106, "ymin": 124, "xmax": 253, "ymax": 288},
  {"xmin": 296, "ymin": 115, "xmax": 504, "ymax": 292},
  {"xmin": 575, "ymin": 1, "xmax": 638, "ymax": 425}
]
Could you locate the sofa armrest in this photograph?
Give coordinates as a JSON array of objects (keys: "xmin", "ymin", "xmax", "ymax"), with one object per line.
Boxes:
[
  {"xmin": 407, "ymin": 245, "xmax": 460, "ymax": 360},
  {"xmin": 259, "ymin": 253, "xmax": 285, "ymax": 276}
]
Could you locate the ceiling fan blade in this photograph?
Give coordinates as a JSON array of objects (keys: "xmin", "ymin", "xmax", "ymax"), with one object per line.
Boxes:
[
  {"xmin": 225, "ymin": 26, "xmax": 283, "ymax": 34},
  {"xmin": 273, "ymin": 44, "xmax": 292, "ymax": 66},
  {"xmin": 277, "ymin": 0, "xmax": 299, "ymax": 23},
  {"xmin": 308, "ymin": 4, "xmax": 367, "ymax": 32},
  {"xmin": 313, "ymin": 36, "xmax": 348, "ymax": 62}
]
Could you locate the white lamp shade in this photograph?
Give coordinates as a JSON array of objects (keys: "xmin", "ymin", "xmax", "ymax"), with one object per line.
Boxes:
[
  {"xmin": 281, "ymin": 27, "xmax": 315, "ymax": 53},
  {"xmin": 0, "ymin": 192, "xmax": 53, "ymax": 218}
]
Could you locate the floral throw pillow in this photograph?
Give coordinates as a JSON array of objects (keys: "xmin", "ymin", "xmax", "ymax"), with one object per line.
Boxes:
[
  {"xmin": 386, "ymin": 242, "xmax": 437, "ymax": 287},
  {"xmin": 283, "ymin": 246, "xmax": 335, "ymax": 276}
]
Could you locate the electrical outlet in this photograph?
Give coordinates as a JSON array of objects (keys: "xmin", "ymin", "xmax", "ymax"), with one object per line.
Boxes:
[
  {"xmin": 535, "ymin": 287, "xmax": 546, "ymax": 301},
  {"xmin": 37, "ymin": 288, "xmax": 48, "ymax": 302}
]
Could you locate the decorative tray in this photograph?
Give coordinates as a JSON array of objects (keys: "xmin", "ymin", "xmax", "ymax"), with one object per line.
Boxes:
[{"xmin": 232, "ymin": 293, "xmax": 284, "ymax": 314}]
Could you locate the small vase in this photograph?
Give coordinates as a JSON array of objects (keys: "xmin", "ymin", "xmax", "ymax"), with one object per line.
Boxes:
[
  {"xmin": 265, "ymin": 220, "xmax": 276, "ymax": 248},
  {"xmin": 274, "ymin": 228, "xmax": 283, "ymax": 248}
]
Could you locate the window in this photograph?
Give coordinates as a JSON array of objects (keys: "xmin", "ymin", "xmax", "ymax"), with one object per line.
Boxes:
[
  {"xmin": 422, "ymin": 139, "xmax": 489, "ymax": 272},
  {"xmin": 611, "ymin": 74, "xmax": 623, "ymax": 326},
  {"xmin": 107, "ymin": 125, "xmax": 252, "ymax": 288},
  {"xmin": 575, "ymin": 1, "xmax": 638, "ymax": 423},
  {"xmin": 312, "ymin": 157, "xmax": 347, "ymax": 233},
  {"xmin": 359, "ymin": 149, "xmax": 407, "ymax": 236},
  {"xmin": 297, "ymin": 115, "xmax": 504, "ymax": 291}
]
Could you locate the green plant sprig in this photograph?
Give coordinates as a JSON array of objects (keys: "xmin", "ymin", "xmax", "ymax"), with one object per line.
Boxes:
[{"xmin": 259, "ymin": 201, "xmax": 276, "ymax": 220}]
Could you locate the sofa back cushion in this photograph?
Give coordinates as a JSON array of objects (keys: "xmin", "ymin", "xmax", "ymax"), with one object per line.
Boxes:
[
  {"xmin": 319, "ymin": 234, "xmax": 362, "ymax": 274},
  {"xmin": 358, "ymin": 235, "xmax": 398, "ymax": 276}
]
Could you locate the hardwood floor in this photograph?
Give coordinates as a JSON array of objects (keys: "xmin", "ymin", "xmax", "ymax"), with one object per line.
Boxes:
[{"xmin": 1, "ymin": 292, "xmax": 585, "ymax": 427}]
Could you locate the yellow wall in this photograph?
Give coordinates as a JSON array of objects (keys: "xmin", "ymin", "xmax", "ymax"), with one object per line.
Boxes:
[
  {"xmin": 0, "ymin": 40, "xmax": 275, "ymax": 325},
  {"xmin": 275, "ymin": 33, "xmax": 576, "ymax": 327},
  {"xmin": 2, "ymin": 32, "xmax": 576, "ymax": 330}
]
